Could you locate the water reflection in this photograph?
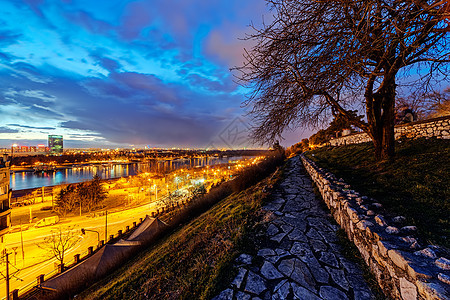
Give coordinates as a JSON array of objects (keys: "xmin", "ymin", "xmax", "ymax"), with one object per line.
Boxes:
[{"xmin": 10, "ymin": 156, "xmax": 248, "ymax": 190}]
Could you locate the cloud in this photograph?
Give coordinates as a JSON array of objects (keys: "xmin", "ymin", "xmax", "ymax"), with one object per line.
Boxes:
[
  {"xmin": 0, "ymin": 30, "xmax": 22, "ymax": 46},
  {"xmin": 187, "ymin": 74, "xmax": 237, "ymax": 93},
  {"xmin": 7, "ymin": 124, "xmax": 56, "ymax": 130},
  {"xmin": 0, "ymin": 0, "xmax": 309, "ymax": 149},
  {"xmin": 64, "ymin": 10, "xmax": 113, "ymax": 35},
  {"xmin": 0, "ymin": 126, "xmax": 19, "ymax": 134}
]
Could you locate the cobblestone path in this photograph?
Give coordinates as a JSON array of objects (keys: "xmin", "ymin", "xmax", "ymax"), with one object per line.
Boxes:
[{"xmin": 213, "ymin": 156, "xmax": 376, "ymax": 300}]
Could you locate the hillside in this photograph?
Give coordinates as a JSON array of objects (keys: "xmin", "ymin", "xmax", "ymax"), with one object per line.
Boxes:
[
  {"xmin": 76, "ymin": 163, "xmax": 282, "ymax": 299},
  {"xmin": 305, "ymin": 137, "xmax": 450, "ymax": 248}
]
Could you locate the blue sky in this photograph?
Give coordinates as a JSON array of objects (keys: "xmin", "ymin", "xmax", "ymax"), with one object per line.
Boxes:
[{"xmin": 0, "ymin": 0, "xmax": 309, "ymax": 149}]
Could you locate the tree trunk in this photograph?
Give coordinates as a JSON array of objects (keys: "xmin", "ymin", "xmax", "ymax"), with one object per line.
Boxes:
[{"xmin": 368, "ymin": 81, "xmax": 396, "ymax": 161}]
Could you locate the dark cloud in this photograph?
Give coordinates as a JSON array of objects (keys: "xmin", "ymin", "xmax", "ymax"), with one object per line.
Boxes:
[
  {"xmin": 0, "ymin": 0, "xmax": 310, "ymax": 149},
  {"xmin": 22, "ymin": 0, "xmax": 44, "ymax": 15},
  {"xmin": 27, "ymin": 104, "xmax": 65, "ymax": 119},
  {"xmin": 0, "ymin": 126, "xmax": 19, "ymax": 134},
  {"xmin": 0, "ymin": 30, "xmax": 21, "ymax": 46},
  {"xmin": 187, "ymin": 74, "xmax": 237, "ymax": 93},
  {"xmin": 7, "ymin": 124, "xmax": 56, "ymax": 130},
  {"xmin": 64, "ymin": 10, "xmax": 113, "ymax": 35}
]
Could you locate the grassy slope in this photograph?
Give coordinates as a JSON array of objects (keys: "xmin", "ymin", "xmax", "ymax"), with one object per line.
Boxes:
[
  {"xmin": 78, "ymin": 170, "xmax": 281, "ymax": 300},
  {"xmin": 306, "ymin": 137, "xmax": 449, "ymax": 248}
]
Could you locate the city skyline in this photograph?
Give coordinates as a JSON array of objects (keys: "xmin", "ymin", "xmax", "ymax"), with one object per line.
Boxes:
[{"xmin": 0, "ymin": 0, "xmax": 311, "ymax": 149}]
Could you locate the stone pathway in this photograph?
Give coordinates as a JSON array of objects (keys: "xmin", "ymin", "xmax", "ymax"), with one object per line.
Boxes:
[{"xmin": 213, "ymin": 156, "xmax": 376, "ymax": 300}]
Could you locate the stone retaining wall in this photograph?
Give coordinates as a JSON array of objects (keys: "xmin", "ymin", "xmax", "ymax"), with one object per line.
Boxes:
[
  {"xmin": 300, "ymin": 155, "xmax": 450, "ymax": 300},
  {"xmin": 330, "ymin": 116, "xmax": 450, "ymax": 146}
]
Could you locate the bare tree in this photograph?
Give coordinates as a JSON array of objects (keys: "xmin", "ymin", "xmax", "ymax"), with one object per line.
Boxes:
[
  {"xmin": 396, "ymin": 87, "xmax": 450, "ymax": 121},
  {"xmin": 237, "ymin": 0, "xmax": 449, "ymax": 160},
  {"xmin": 37, "ymin": 226, "xmax": 79, "ymax": 267}
]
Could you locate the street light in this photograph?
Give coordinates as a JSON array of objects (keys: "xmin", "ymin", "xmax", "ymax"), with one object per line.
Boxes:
[
  {"xmin": 153, "ymin": 184, "xmax": 158, "ymax": 201},
  {"xmin": 81, "ymin": 228, "xmax": 100, "ymax": 242},
  {"xmin": 174, "ymin": 177, "xmax": 180, "ymax": 191}
]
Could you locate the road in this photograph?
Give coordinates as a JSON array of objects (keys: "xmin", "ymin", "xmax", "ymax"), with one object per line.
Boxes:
[
  {"xmin": 0, "ymin": 157, "xmax": 260, "ymax": 299},
  {"xmin": 0, "ymin": 197, "xmax": 171, "ymax": 299}
]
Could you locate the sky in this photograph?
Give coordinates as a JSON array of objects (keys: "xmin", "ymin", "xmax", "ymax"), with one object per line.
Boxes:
[{"xmin": 0, "ymin": 0, "xmax": 311, "ymax": 149}]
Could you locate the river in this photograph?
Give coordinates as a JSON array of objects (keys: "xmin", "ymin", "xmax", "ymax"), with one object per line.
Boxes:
[{"xmin": 10, "ymin": 156, "xmax": 248, "ymax": 190}]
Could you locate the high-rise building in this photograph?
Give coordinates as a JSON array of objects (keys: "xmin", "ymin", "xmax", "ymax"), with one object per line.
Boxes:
[
  {"xmin": 48, "ymin": 135, "xmax": 63, "ymax": 154},
  {"xmin": 0, "ymin": 154, "xmax": 11, "ymax": 247}
]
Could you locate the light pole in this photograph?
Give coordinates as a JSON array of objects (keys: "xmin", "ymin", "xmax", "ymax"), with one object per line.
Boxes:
[
  {"xmin": 81, "ymin": 228, "xmax": 100, "ymax": 242},
  {"xmin": 5, "ymin": 252, "xmax": 10, "ymax": 300},
  {"xmin": 105, "ymin": 210, "xmax": 108, "ymax": 242}
]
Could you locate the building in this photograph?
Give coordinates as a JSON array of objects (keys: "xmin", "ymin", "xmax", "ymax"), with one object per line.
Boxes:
[
  {"xmin": 0, "ymin": 154, "xmax": 11, "ymax": 247},
  {"xmin": 48, "ymin": 135, "xmax": 63, "ymax": 154}
]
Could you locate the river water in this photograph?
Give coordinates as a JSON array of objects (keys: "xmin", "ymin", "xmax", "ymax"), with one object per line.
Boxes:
[{"xmin": 10, "ymin": 156, "xmax": 248, "ymax": 190}]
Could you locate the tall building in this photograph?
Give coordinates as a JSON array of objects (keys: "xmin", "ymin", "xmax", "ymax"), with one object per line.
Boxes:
[
  {"xmin": 48, "ymin": 135, "xmax": 63, "ymax": 154},
  {"xmin": 0, "ymin": 154, "xmax": 11, "ymax": 247}
]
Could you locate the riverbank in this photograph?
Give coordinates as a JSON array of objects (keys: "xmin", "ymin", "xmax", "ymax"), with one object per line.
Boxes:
[
  {"xmin": 10, "ymin": 155, "xmax": 254, "ymax": 190},
  {"xmin": 75, "ymin": 154, "xmax": 284, "ymax": 300}
]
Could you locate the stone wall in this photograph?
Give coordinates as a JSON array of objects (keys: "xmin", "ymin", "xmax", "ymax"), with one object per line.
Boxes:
[
  {"xmin": 300, "ymin": 155, "xmax": 450, "ymax": 300},
  {"xmin": 330, "ymin": 116, "xmax": 450, "ymax": 146}
]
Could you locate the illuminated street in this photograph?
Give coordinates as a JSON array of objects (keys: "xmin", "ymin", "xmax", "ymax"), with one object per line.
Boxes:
[{"xmin": 1, "ymin": 157, "xmax": 262, "ymax": 298}]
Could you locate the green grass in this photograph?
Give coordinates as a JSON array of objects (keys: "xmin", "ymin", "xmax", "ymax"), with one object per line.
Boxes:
[
  {"xmin": 305, "ymin": 137, "xmax": 450, "ymax": 248},
  {"xmin": 77, "ymin": 168, "xmax": 282, "ymax": 300}
]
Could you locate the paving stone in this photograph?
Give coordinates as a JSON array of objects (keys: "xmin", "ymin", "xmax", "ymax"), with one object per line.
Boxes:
[
  {"xmin": 306, "ymin": 228, "xmax": 324, "ymax": 241},
  {"xmin": 285, "ymin": 188, "xmax": 299, "ymax": 194},
  {"xmin": 319, "ymin": 252, "xmax": 340, "ymax": 268},
  {"xmin": 232, "ymin": 268, "xmax": 248, "ymax": 289},
  {"xmin": 265, "ymin": 255, "xmax": 283, "ymax": 265},
  {"xmin": 285, "ymin": 194, "xmax": 298, "ymax": 201},
  {"xmin": 270, "ymin": 232, "xmax": 287, "ymax": 243},
  {"xmin": 211, "ymin": 288, "xmax": 234, "ymax": 300},
  {"xmin": 272, "ymin": 198, "xmax": 286, "ymax": 204},
  {"xmin": 291, "ymin": 282, "xmax": 321, "ymax": 300},
  {"xmin": 328, "ymin": 242, "xmax": 344, "ymax": 254},
  {"xmin": 236, "ymin": 254, "xmax": 253, "ymax": 265},
  {"xmin": 347, "ymin": 274, "xmax": 372, "ymax": 292},
  {"xmin": 213, "ymin": 157, "xmax": 376, "ymax": 300},
  {"xmin": 283, "ymin": 200, "xmax": 309, "ymax": 212},
  {"xmin": 258, "ymin": 248, "xmax": 276, "ymax": 257},
  {"xmin": 308, "ymin": 263, "xmax": 330, "ymax": 284},
  {"xmin": 290, "ymin": 241, "xmax": 311, "ymax": 258},
  {"xmin": 354, "ymin": 288, "xmax": 375, "ymax": 300},
  {"xmin": 288, "ymin": 228, "xmax": 307, "ymax": 241},
  {"xmin": 278, "ymin": 258, "xmax": 296, "ymax": 277},
  {"xmin": 281, "ymin": 224, "xmax": 293, "ymax": 234},
  {"xmin": 290, "ymin": 258, "xmax": 315, "ymax": 287},
  {"xmin": 318, "ymin": 230, "xmax": 339, "ymax": 243},
  {"xmin": 341, "ymin": 258, "xmax": 363, "ymax": 275},
  {"xmin": 267, "ymin": 224, "xmax": 280, "ymax": 236},
  {"xmin": 236, "ymin": 292, "xmax": 252, "ymax": 300},
  {"xmin": 275, "ymin": 248, "xmax": 289, "ymax": 256},
  {"xmin": 274, "ymin": 211, "xmax": 284, "ymax": 216},
  {"xmin": 273, "ymin": 279, "xmax": 290, "ymax": 299},
  {"xmin": 325, "ymin": 266, "xmax": 350, "ymax": 291},
  {"xmin": 319, "ymin": 286, "xmax": 349, "ymax": 300},
  {"xmin": 309, "ymin": 239, "xmax": 327, "ymax": 252},
  {"xmin": 279, "ymin": 237, "xmax": 293, "ymax": 251},
  {"xmin": 261, "ymin": 261, "xmax": 284, "ymax": 280},
  {"xmin": 245, "ymin": 271, "xmax": 268, "ymax": 295},
  {"xmin": 264, "ymin": 202, "xmax": 284, "ymax": 211}
]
